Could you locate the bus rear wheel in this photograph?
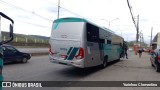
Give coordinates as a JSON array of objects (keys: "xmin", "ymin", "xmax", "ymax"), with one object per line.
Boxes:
[{"xmin": 101, "ymin": 56, "xmax": 108, "ymax": 68}]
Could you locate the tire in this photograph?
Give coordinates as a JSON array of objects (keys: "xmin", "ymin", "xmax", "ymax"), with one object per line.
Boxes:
[
  {"xmin": 21, "ymin": 57, "xmax": 28, "ymax": 63},
  {"xmin": 155, "ymin": 64, "xmax": 160, "ymax": 72},
  {"xmin": 101, "ymin": 56, "xmax": 108, "ymax": 68}
]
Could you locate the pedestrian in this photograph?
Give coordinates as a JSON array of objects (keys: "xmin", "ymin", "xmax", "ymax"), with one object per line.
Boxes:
[
  {"xmin": 124, "ymin": 45, "xmax": 128, "ymax": 59},
  {"xmin": 123, "ymin": 41, "xmax": 128, "ymax": 59},
  {"xmin": 120, "ymin": 43, "xmax": 124, "ymax": 58},
  {"xmin": 138, "ymin": 48, "xmax": 143, "ymax": 58}
]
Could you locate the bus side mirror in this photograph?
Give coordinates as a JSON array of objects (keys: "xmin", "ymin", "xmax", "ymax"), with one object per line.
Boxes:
[
  {"xmin": 0, "ymin": 12, "xmax": 14, "ymax": 45},
  {"xmin": 9, "ymin": 24, "xmax": 13, "ymax": 38}
]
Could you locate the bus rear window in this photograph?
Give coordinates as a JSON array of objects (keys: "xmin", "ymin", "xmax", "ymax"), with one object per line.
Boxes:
[{"xmin": 51, "ymin": 22, "xmax": 84, "ymax": 39}]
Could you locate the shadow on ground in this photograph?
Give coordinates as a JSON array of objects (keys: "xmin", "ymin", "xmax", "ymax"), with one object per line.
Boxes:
[{"xmin": 53, "ymin": 59, "xmax": 122, "ymax": 79}]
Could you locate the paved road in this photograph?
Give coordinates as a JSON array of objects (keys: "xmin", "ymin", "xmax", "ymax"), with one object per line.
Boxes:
[
  {"xmin": 3, "ymin": 51, "xmax": 160, "ymax": 90},
  {"xmin": 16, "ymin": 48, "xmax": 48, "ymax": 53}
]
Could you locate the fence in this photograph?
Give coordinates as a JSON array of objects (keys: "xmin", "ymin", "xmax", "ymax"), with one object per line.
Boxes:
[{"xmin": 3, "ymin": 36, "xmax": 49, "ymax": 47}]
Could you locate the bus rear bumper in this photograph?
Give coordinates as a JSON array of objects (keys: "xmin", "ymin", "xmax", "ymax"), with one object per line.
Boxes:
[{"xmin": 49, "ymin": 56, "xmax": 84, "ymax": 68}]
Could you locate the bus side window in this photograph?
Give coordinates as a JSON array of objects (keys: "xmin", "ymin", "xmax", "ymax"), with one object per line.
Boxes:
[
  {"xmin": 99, "ymin": 39, "xmax": 105, "ymax": 43},
  {"xmin": 86, "ymin": 23, "xmax": 99, "ymax": 42},
  {"xmin": 107, "ymin": 40, "xmax": 111, "ymax": 44}
]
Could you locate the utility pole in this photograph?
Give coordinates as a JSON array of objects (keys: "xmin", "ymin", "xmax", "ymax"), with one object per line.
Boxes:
[
  {"xmin": 126, "ymin": 0, "xmax": 139, "ymax": 43},
  {"xmin": 140, "ymin": 31, "xmax": 142, "ymax": 47},
  {"xmin": 136, "ymin": 15, "xmax": 139, "ymax": 43},
  {"xmin": 142, "ymin": 33, "xmax": 144, "ymax": 46},
  {"xmin": 150, "ymin": 27, "xmax": 153, "ymax": 47},
  {"xmin": 139, "ymin": 30, "xmax": 144, "ymax": 47},
  {"xmin": 57, "ymin": 0, "xmax": 60, "ymax": 19}
]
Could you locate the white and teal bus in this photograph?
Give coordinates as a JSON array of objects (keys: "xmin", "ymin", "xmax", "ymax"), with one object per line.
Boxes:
[{"xmin": 49, "ymin": 17, "xmax": 124, "ymax": 68}]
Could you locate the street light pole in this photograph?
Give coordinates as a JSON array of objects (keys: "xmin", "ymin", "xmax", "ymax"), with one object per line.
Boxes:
[
  {"xmin": 101, "ymin": 18, "xmax": 119, "ymax": 29},
  {"xmin": 121, "ymin": 30, "xmax": 122, "ymax": 37},
  {"xmin": 150, "ymin": 27, "xmax": 153, "ymax": 47},
  {"xmin": 139, "ymin": 31, "xmax": 142, "ymax": 47},
  {"xmin": 57, "ymin": 0, "xmax": 60, "ymax": 19},
  {"xmin": 119, "ymin": 28, "xmax": 128, "ymax": 37}
]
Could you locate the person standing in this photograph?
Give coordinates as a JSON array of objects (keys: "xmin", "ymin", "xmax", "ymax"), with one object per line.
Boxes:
[
  {"xmin": 123, "ymin": 41, "xmax": 128, "ymax": 59},
  {"xmin": 138, "ymin": 48, "xmax": 143, "ymax": 58}
]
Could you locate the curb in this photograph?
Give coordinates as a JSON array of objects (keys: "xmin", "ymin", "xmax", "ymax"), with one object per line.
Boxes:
[{"xmin": 31, "ymin": 52, "xmax": 49, "ymax": 56}]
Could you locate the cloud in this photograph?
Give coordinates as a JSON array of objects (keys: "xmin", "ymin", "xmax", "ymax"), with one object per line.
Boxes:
[{"xmin": 1, "ymin": 0, "xmax": 160, "ymax": 43}]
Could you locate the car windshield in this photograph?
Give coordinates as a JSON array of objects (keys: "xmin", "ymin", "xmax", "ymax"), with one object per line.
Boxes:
[{"xmin": 5, "ymin": 46, "xmax": 17, "ymax": 51}]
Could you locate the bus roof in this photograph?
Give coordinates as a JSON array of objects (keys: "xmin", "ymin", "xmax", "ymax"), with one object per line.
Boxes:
[
  {"xmin": 54, "ymin": 17, "xmax": 87, "ymax": 23},
  {"xmin": 53, "ymin": 17, "xmax": 115, "ymax": 34}
]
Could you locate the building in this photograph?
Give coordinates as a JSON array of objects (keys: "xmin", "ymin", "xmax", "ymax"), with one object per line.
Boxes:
[{"xmin": 152, "ymin": 32, "xmax": 160, "ymax": 50}]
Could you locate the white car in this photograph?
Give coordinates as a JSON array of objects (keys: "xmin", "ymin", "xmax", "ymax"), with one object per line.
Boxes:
[{"xmin": 128, "ymin": 48, "xmax": 133, "ymax": 52}]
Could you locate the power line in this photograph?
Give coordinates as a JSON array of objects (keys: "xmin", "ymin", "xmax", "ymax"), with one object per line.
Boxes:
[
  {"xmin": 45, "ymin": 0, "xmax": 99, "ymax": 26},
  {"xmin": 0, "ymin": 0, "xmax": 52, "ymax": 29},
  {"xmin": 16, "ymin": 20, "xmax": 51, "ymax": 29},
  {"xmin": 0, "ymin": 0, "xmax": 53, "ymax": 21},
  {"xmin": 44, "ymin": 0, "xmax": 85, "ymax": 18}
]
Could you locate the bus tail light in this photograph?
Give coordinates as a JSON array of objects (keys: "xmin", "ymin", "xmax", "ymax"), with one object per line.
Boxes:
[
  {"xmin": 61, "ymin": 55, "xmax": 67, "ymax": 58},
  {"xmin": 75, "ymin": 47, "xmax": 84, "ymax": 59},
  {"xmin": 49, "ymin": 45, "xmax": 56, "ymax": 55}
]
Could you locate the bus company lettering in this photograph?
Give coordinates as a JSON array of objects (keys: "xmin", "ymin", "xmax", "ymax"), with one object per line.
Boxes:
[{"xmin": 12, "ymin": 82, "xmax": 42, "ymax": 87}]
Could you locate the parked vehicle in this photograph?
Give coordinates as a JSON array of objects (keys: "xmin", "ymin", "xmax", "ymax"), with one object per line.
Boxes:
[
  {"xmin": 49, "ymin": 17, "xmax": 124, "ymax": 68},
  {"xmin": 2, "ymin": 45, "xmax": 31, "ymax": 64},
  {"xmin": 128, "ymin": 48, "xmax": 133, "ymax": 52},
  {"xmin": 150, "ymin": 48, "xmax": 160, "ymax": 72}
]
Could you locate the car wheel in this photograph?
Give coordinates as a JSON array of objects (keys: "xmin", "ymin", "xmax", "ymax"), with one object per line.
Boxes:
[
  {"xmin": 155, "ymin": 64, "xmax": 160, "ymax": 72},
  {"xmin": 21, "ymin": 57, "xmax": 28, "ymax": 63}
]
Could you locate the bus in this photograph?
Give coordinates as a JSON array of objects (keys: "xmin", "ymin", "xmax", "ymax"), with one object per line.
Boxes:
[{"xmin": 49, "ymin": 17, "xmax": 124, "ymax": 68}]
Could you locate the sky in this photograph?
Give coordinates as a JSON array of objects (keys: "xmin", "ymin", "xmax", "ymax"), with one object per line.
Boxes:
[{"xmin": 1, "ymin": 0, "xmax": 160, "ymax": 44}]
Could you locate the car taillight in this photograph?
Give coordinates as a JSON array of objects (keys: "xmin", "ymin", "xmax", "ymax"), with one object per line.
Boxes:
[
  {"xmin": 75, "ymin": 47, "xmax": 84, "ymax": 59},
  {"xmin": 157, "ymin": 56, "xmax": 160, "ymax": 61}
]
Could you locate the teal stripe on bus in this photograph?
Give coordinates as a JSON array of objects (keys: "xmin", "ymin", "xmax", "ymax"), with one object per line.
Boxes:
[
  {"xmin": 67, "ymin": 47, "xmax": 73, "ymax": 55},
  {"xmin": 53, "ymin": 23, "xmax": 59, "ymax": 29},
  {"xmin": 65, "ymin": 47, "xmax": 73, "ymax": 60},
  {"xmin": 67, "ymin": 47, "xmax": 79, "ymax": 60}
]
